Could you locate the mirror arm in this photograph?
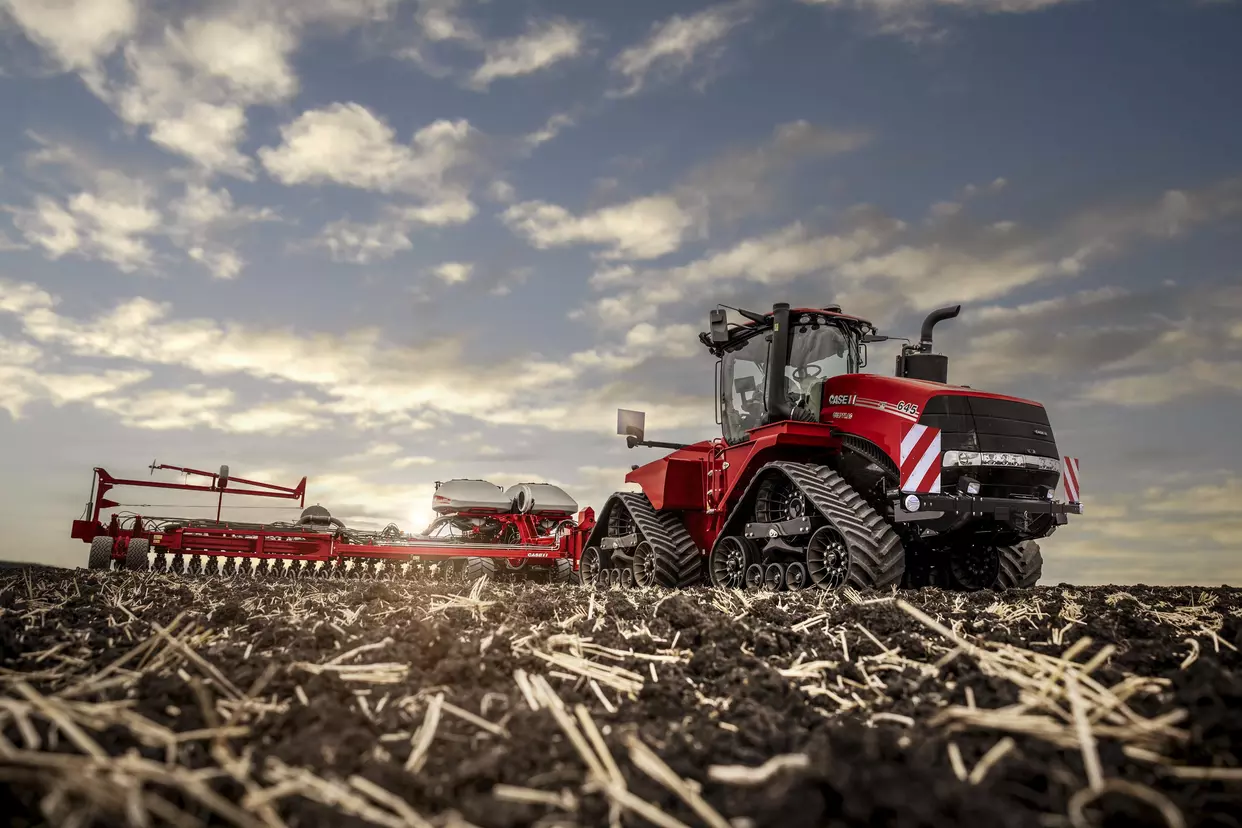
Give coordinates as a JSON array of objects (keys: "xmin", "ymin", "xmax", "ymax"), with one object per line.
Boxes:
[{"xmin": 627, "ymin": 437, "xmax": 690, "ymax": 450}]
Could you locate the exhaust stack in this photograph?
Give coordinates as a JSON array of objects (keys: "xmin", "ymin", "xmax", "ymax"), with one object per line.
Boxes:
[{"xmin": 897, "ymin": 304, "xmax": 961, "ymax": 384}]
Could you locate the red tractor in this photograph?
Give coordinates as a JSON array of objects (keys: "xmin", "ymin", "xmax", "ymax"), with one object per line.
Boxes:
[{"xmin": 578, "ymin": 302, "xmax": 1082, "ymax": 592}]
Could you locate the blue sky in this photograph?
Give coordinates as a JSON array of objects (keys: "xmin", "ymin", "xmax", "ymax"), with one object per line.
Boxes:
[{"xmin": 1, "ymin": 0, "xmax": 1239, "ymax": 583}]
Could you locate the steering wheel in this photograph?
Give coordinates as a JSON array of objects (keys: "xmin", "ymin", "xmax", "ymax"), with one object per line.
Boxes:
[{"xmin": 791, "ymin": 364, "xmax": 822, "ymax": 382}]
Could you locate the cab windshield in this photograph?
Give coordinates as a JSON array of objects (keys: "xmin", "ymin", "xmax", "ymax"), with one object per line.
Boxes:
[
  {"xmin": 720, "ymin": 323, "xmax": 856, "ymax": 445},
  {"xmin": 785, "ymin": 325, "xmax": 854, "ymax": 407}
]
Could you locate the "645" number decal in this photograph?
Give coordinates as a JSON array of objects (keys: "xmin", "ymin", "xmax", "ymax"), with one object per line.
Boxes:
[{"xmin": 895, "ymin": 401, "xmax": 920, "ymax": 416}]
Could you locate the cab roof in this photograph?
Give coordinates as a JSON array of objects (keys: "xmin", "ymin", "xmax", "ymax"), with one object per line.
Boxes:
[{"xmin": 699, "ymin": 305, "xmax": 876, "ymax": 356}]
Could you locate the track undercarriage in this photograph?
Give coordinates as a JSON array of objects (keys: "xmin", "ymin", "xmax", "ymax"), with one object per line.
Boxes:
[{"xmin": 579, "ymin": 461, "xmax": 1043, "ymax": 593}]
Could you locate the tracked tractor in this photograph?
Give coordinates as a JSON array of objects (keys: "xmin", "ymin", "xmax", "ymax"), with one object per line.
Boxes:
[{"xmin": 579, "ymin": 302, "xmax": 1082, "ymax": 592}]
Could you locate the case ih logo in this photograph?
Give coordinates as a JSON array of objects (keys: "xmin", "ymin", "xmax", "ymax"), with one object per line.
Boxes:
[{"xmin": 900, "ymin": 424, "xmax": 942, "ymax": 493}]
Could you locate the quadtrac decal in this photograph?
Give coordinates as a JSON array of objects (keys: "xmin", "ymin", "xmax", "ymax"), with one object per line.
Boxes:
[
  {"xmin": 1062, "ymin": 456, "xmax": 1081, "ymax": 503},
  {"xmin": 900, "ymin": 424, "xmax": 942, "ymax": 493}
]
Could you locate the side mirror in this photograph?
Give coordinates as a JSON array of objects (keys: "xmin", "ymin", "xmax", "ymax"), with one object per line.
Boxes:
[
  {"xmin": 709, "ymin": 308, "xmax": 729, "ymax": 344},
  {"xmin": 617, "ymin": 409, "xmax": 646, "ymax": 443}
]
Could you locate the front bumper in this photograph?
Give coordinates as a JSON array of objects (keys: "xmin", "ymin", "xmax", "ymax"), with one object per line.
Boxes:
[{"xmin": 893, "ymin": 492, "xmax": 1083, "ymax": 524}]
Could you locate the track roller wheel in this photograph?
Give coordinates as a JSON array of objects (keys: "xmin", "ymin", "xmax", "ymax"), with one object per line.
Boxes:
[
  {"xmin": 464, "ymin": 556, "xmax": 495, "ymax": 582},
  {"xmin": 579, "ymin": 546, "xmax": 603, "ymax": 586},
  {"xmin": 125, "ymin": 538, "xmax": 150, "ymax": 572},
  {"xmin": 785, "ymin": 561, "xmax": 808, "ymax": 590},
  {"xmin": 763, "ymin": 562, "xmax": 785, "ymax": 591},
  {"xmin": 806, "ymin": 526, "xmax": 849, "ymax": 589},
  {"xmin": 708, "ymin": 536, "xmax": 755, "ymax": 589},
  {"xmin": 632, "ymin": 541, "xmax": 657, "ymax": 588},
  {"xmin": 948, "ymin": 543, "xmax": 1001, "ymax": 592},
  {"xmin": 993, "ymin": 541, "xmax": 1043, "ymax": 590},
  {"xmin": 89, "ymin": 536, "xmax": 113, "ymax": 570},
  {"xmin": 621, "ymin": 568, "xmax": 636, "ymax": 588},
  {"xmin": 595, "ymin": 568, "xmax": 610, "ymax": 587},
  {"xmin": 744, "ymin": 563, "xmax": 764, "ymax": 590}
]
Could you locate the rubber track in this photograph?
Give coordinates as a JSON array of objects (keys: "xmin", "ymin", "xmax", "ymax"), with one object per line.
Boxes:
[
  {"xmin": 994, "ymin": 541, "xmax": 1043, "ymax": 590},
  {"xmin": 720, "ymin": 461, "xmax": 905, "ymax": 592},
  {"xmin": 612, "ymin": 492, "xmax": 703, "ymax": 589}
]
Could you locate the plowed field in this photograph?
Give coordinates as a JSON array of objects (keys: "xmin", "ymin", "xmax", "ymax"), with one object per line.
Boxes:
[{"xmin": 1, "ymin": 568, "xmax": 1240, "ymax": 828}]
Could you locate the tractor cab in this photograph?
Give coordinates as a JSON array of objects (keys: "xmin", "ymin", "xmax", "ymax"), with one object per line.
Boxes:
[{"xmin": 700, "ymin": 303, "xmax": 872, "ymax": 445}]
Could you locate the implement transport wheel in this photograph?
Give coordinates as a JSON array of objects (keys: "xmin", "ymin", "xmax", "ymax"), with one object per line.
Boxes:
[
  {"xmin": 993, "ymin": 541, "xmax": 1043, "ymax": 590},
  {"xmin": 948, "ymin": 543, "xmax": 1001, "ymax": 592},
  {"xmin": 464, "ymin": 556, "xmax": 495, "ymax": 582},
  {"xmin": 785, "ymin": 561, "xmax": 808, "ymax": 590},
  {"xmin": 632, "ymin": 541, "xmax": 657, "ymax": 588},
  {"xmin": 125, "ymin": 539, "xmax": 150, "ymax": 572},
  {"xmin": 579, "ymin": 546, "xmax": 603, "ymax": 586},
  {"xmin": 763, "ymin": 562, "xmax": 785, "ymax": 591},
  {"xmin": 744, "ymin": 564, "xmax": 764, "ymax": 590},
  {"xmin": 553, "ymin": 559, "xmax": 575, "ymax": 584},
  {"xmin": 708, "ymin": 536, "xmax": 754, "ymax": 589},
  {"xmin": 89, "ymin": 536, "xmax": 113, "ymax": 571}
]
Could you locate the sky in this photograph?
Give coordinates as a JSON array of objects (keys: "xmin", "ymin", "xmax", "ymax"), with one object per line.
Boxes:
[{"xmin": 0, "ymin": 0, "xmax": 1239, "ymax": 584}]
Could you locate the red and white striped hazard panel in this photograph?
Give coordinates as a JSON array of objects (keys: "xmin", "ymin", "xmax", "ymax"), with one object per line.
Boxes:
[
  {"xmin": 1062, "ymin": 456, "xmax": 1081, "ymax": 503},
  {"xmin": 900, "ymin": 424, "xmax": 942, "ymax": 493}
]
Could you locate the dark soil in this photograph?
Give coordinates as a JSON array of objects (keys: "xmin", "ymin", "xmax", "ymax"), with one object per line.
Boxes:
[{"xmin": 1, "ymin": 567, "xmax": 1240, "ymax": 828}]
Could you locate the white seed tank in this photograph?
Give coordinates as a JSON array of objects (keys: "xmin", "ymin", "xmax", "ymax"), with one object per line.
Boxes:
[
  {"xmin": 431, "ymin": 479, "xmax": 511, "ymax": 514},
  {"xmin": 504, "ymin": 483, "xmax": 578, "ymax": 516},
  {"xmin": 430, "ymin": 479, "xmax": 579, "ymax": 516}
]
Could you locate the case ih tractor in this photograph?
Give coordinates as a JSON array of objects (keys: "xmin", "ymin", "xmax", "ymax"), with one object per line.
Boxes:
[{"xmin": 578, "ymin": 302, "xmax": 1082, "ymax": 592}]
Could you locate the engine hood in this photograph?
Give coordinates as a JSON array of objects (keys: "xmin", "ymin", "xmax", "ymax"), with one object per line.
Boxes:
[{"xmin": 824, "ymin": 373, "xmax": 1044, "ymax": 409}]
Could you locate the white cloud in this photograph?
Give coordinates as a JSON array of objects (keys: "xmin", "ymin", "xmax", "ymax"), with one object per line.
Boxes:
[
  {"xmin": 2, "ymin": 0, "xmax": 407, "ymax": 175},
  {"xmin": 522, "ymin": 112, "xmax": 575, "ymax": 151},
  {"xmin": 469, "ymin": 18, "xmax": 584, "ymax": 89},
  {"xmin": 433, "ymin": 262, "xmax": 472, "ymax": 284},
  {"xmin": 311, "ymin": 195, "xmax": 478, "ymax": 265},
  {"xmin": 798, "ymin": 0, "xmax": 1088, "ymax": 41},
  {"xmin": 315, "ymin": 216, "xmax": 414, "ymax": 265},
  {"xmin": 259, "ymin": 103, "xmax": 479, "ymax": 224},
  {"xmin": 87, "ymin": 385, "xmax": 329, "ymax": 434},
  {"xmin": 146, "ymin": 102, "xmax": 251, "ymax": 176},
  {"xmin": 503, "ymin": 119, "xmax": 870, "ymax": 262},
  {"xmin": 501, "ymin": 195, "xmax": 696, "ymax": 261},
  {"xmin": 0, "ymin": 332, "xmax": 151, "ymax": 420},
  {"xmin": 8, "ymin": 171, "xmax": 162, "ymax": 272},
  {"xmin": 167, "ymin": 182, "xmax": 278, "ymax": 279},
  {"xmin": 0, "ymin": 278, "xmax": 721, "ymax": 436},
  {"xmin": 0, "ymin": 0, "xmax": 138, "ymax": 71},
  {"xmin": 610, "ymin": 0, "xmax": 754, "ymax": 97},
  {"xmin": 575, "ymin": 174, "xmax": 1242, "ymax": 332}
]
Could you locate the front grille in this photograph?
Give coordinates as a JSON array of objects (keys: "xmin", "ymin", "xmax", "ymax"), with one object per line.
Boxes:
[{"xmin": 922, "ymin": 394, "xmax": 1060, "ymax": 498}]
